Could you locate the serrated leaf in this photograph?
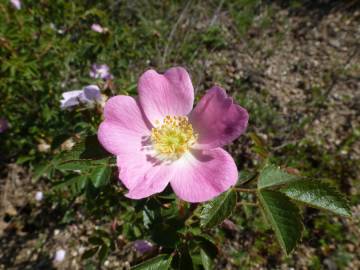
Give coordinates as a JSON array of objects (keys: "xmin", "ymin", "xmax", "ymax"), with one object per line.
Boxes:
[
  {"xmin": 32, "ymin": 162, "xmax": 52, "ymax": 182},
  {"xmin": 200, "ymin": 189, "xmax": 237, "ymax": 228},
  {"xmin": 56, "ymin": 160, "xmax": 94, "ymax": 171},
  {"xmin": 280, "ymin": 181, "xmax": 351, "ymax": 217},
  {"xmin": 258, "ymin": 164, "xmax": 300, "ymax": 189},
  {"xmin": 132, "ymin": 254, "xmax": 172, "ymax": 270},
  {"xmin": 90, "ymin": 166, "xmax": 111, "ymax": 188},
  {"xmin": 52, "ymin": 175, "xmax": 88, "ymax": 195},
  {"xmin": 237, "ymin": 170, "xmax": 257, "ymax": 186},
  {"xmin": 56, "ymin": 135, "xmax": 109, "ymax": 165},
  {"xmin": 258, "ymin": 190, "xmax": 303, "ymax": 255}
]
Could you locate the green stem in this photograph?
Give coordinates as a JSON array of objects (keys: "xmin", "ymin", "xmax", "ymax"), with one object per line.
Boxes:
[
  {"xmin": 233, "ymin": 188, "xmax": 257, "ymax": 193},
  {"xmin": 236, "ymin": 202, "xmax": 258, "ymax": 207}
]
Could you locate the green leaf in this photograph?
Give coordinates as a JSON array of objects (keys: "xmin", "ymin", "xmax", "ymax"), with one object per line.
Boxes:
[
  {"xmin": 98, "ymin": 245, "xmax": 109, "ymax": 265},
  {"xmin": 249, "ymin": 132, "xmax": 269, "ymax": 159},
  {"xmin": 132, "ymin": 254, "xmax": 172, "ymax": 270},
  {"xmin": 90, "ymin": 166, "xmax": 111, "ymax": 188},
  {"xmin": 179, "ymin": 248, "xmax": 193, "ymax": 270},
  {"xmin": 195, "ymin": 236, "xmax": 217, "ymax": 270},
  {"xmin": 56, "ymin": 160, "xmax": 94, "ymax": 171},
  {"xmin": 32, "ymin": 162, "xmax": 52, "ymax": 182},
  {"xmin": 280, "ymin": 181, "xmax": 351, "ymax": 217},
  {"xmin": 200, "ymin": 189, "xmax": 237, "ymax": 228},
  {"xmin": 88, "ymin": 236, "xmax": 103, "ymax": 246},
  {"xmin": 57, "ymin": 135, "xmax": 109, "ymax": 162},
  {"xmin": 237, "ymin": 170, "xmax": 257, "ymax": 186},
  {"xmin": 82, "ymin": 247, "xmax": 99, "ymax": 260},
  {"xmin": 200, "ymin": 249, "xmax": 212, "ymax": 270},
  {"xmin": 258, "ymin": 164, "xmax": 300, "ymax": 189},
  {"xmin": 17, "ymin": 155, "xmax": 35, "ymax": 164},
  {"xmin": 52, "ymin": 175, "xmax": 88, "ymax": 195},
  {"xmin": 258, "ymin": 190, "xmax": 303, "ymax": 255},
  {"xmin": 194, "ymin": 236, "xmax": 218, "ymax": 259}
]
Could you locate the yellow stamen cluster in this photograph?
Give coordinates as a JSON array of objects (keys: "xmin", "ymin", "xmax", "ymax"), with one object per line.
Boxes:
[{"xmin": 151, "ymin": 115, "xmax": 197, "ymax": 160}]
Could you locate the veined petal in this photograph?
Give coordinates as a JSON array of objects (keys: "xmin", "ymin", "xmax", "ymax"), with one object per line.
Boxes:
[
  {"xmin": 190, "ymin": 86, "xmax": 248, "ymax": 149},
  {"xmin": 138, "ymin": 67, "xmax": 194, "ymax": 124},
  {"xmin": 169, "ymin": 148, "xmax": 238, "ymax": 202}
]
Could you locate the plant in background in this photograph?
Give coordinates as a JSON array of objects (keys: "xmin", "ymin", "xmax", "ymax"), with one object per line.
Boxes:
[
  {"xmin": 60, "ymin": 85, "xmax": 103, "ymax": 110},
  {"xmin": 37, "ymin": 67, "xmax": 351, "ymax": 269}
]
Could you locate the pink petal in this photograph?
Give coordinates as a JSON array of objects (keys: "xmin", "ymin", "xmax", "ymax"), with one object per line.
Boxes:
[
  {"xmin": 138, "ymin": 67, "xmax": 194, "ymax": 124},
  {"xmin": 11, "ymin": 0, "xmax": 21, "ymax": 9},
  {"xmin": 98, "ymin": 95, "xmax": 167, "ymax": 191},
  {"xmin": 91, "ymin": 23, "xmax": 104, "ymax": 33},
  {"xmin": 190, "ymin": 86, "xmax": 248, "ymax": 149},
  {"xmin": 97, "ymin": 95, "xmax": 151, "ymax": 156},
  {"xmin": 169, "ymin": 148, "xmax": 238, "ymax": 202},
  {"xmin": 125, "ymin": 161, "xmax": 173, "ymax": 199}
]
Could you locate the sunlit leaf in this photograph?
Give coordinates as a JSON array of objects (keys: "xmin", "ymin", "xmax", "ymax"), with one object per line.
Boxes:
[
  {"xmin": 280, "ymin": 181, "xmax": 351, "ymax": 217},
  {"xmin": 258, "ymin": 190, "xmax": 303, "ymax": 254},
  {"xmin": 258, "ymin": 164, "xmax": 300, "ymax": 189}
]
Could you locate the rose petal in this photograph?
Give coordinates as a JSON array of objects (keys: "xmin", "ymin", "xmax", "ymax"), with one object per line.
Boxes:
[
  {"xmin": 169, "ymin": 148, "xmax": 238, "ymax": 202},
  {"xmin": 91, "ymin": 23, "xmax": 104, "ymax": 33},
  {"xmin": 138, "ymin": 67, "xmax": 194, "ymax": 124},
  {"xmin": 125, "ymin": 161, "xmax": 173, "ymax": 199},
  {"xmin": 98, "ymin": 96, "xmax": 160, "ymax": 191},
  {"xmin": 10, "ymin": 0, "xmax": 21, "ymax": 9},
  {"xmin": 98, "ymin": 96, "xmax": 151, "ymax": 156},
  {"xmin": 190, "ymin": 86, "xmax": 248, "ymax": 149}
]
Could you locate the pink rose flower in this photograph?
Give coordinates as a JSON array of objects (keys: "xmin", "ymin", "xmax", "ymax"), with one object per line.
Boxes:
[
  {"xmin": 98, "ymin": 67, "xmax": 248, "ymax": 202},
  {"xmin": 10, "ymin": 0, "xmax": 21, "ymax": 10},
  {"xmin": 91, "ymin": 23, "xmax": 106, "ymax": 33}
]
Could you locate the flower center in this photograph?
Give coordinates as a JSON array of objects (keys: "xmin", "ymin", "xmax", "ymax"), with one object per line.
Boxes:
[{"xmin": 151, "ymin": 115, "xmax": 197, "ymax": 160}]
